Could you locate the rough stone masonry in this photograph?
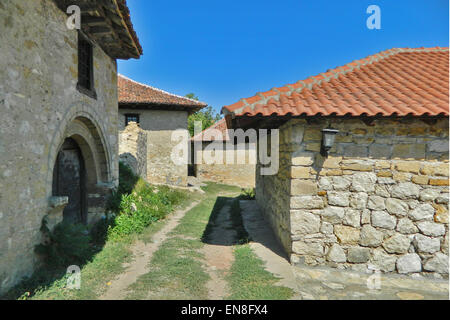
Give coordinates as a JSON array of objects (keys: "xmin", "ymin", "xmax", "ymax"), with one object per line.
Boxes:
[
  {"xmin": 0, "ymin": 0, "xmax": 142, "ymax": 294},
  {"xmin": 256, "ymin": 117, "xmax": 449, "ymax": 278}
]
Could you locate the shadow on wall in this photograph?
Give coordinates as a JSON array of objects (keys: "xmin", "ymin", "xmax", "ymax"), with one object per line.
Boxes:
[{"xmin": 119, "ymin": 152, "xmax": 138, "ymax": 176}]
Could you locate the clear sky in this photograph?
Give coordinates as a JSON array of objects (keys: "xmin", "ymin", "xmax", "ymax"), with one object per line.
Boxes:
[{"xmin": 118, "ymin": 0, "xmax": 449, "ymax": 113}]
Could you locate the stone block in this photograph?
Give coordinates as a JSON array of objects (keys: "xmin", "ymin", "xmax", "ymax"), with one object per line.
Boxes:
[
  {"xmin": 371, "ymin": 211, "xmax": 397, "ymax": 230},
  {"xmin": 292, "ymin": 241, "xmax": 324, "ymax": 257},
  {"xmin": 292, "ymin": 152, "xmax": 315, "ymax": 166},
  {"xmin": 428, "ymin": 140, "xmax": 449, "ymax": 153},
  {"xmin": 291, "ymin": 196, "xmax": 324, "ymax": 210},
  {"xmin": 382, "ymin": 234, "xmax": 411, "ymax": 254},
  {"xmin": 396, "ymin": 218, "xmax": 418, "ymax": 234},
  {"xmin": 395, "ymin": 161, "xmax": 421, "ymax": 173},
  {"xmin": 367, "ymin": 195, "xmax": 386, "ymax": 210},
  {"xmin": 385, "ymin": 198, "xmax": 409, "ymax": 217},
  {"xmin": 322, "ymin": 206, "xmax": 345, "ymax": 224},
  {"xmin": 411, "ymin": 175, "xmax": 429, "ymax": 185},
  {"xmin": 408, "ymin": 204, "xmax": 435, "ymax": 221},
  {"xmin": 343, "ymin": 208, "xmax": 361, "ymax": 228},
  {"xmin": 393, "ymin": 172, "xmax": 411, "ymax": 182},
  {"xmin": 391, "ymin": 182, "xmax": 420, "ymax": 199},
  {"xmin": 360, "ymin": 225, "xmax": 383, "ymax": 247},
  {"xmin": 291, "ymin": 210, "xmax": 321, "ymax": 235},
  {"xmin": 327, "ymin": 244, "xmax": 346, "ymax": 263},
  {"xmin": 397, "ymin": 254, "xmax": 422, "ymax": 274},
  {"xmin": 417, "ymin": 221, "xmax": 446, "ymax": 237},
  {"xmin": 377, "ymin": 171, "xmax": 393, "ymax": 177},
  {"xmin": 424, "ymin": 252, "xmax": 449, "ymax": 274},
  {"xmin": 327, "ymin": 192, "xmax": 350, "ymax": 207},
  {"xmin": 343, "ymin": 145, "xmax": 368, "ymax": 158},
  {"xmin": 304, "ymin": 128, "xmax": 322, "ymax": 141},
  {"xmin": 332, "ymin": 176, "xmax": 352, "ymax": 190},
  {"xmin": 429, "ymin": 179, "xmax": 449, "ymax": 186},
  {"xmin": 347, "ymin": 247, "xmax": 370, "ymax": 263},
  {"xmin": 334, "ymin": 225, "xmax": 360, "ymax": 244},
  {"xmin": 414, "ymin": 234, "xmax": 441, "ymax": 254},
  {"xmin": 421, "ymin": 163, "xmax": 449, "ymax": 177},
  {"xmin": 291, "ymin": 180, "xmax": 318, "ymax": 196},
  {"xmin": 419, "ymin": 189, "xmax": 440, "ymax": 202},
  {"xmin": 392, "ymin": 144, "xmax": 426, "ymax": 160},
  {"xmin": 351, "ymin": 172, "xmax": 377, "ymax": 192},
  {"xmin": 433, "ymin": 204, "xmax": 449, "ymax": 224},
  {"xmin": 349, "ymin": 192, "xmax": 368, "ymax": 209},
  {"xmin": 371, "ymin": 249, "xmax": 397, "ymax": 272},
  {"xmin": 323, "ymin": 156, "xmax": 342, "ymax": 169},
  {"xmin": 369, "ymin": 144, "xmax": 392, "ymax": 158},
  {"xmin": 375, "ymin": 160, "xmax": 392, "ymax": 169},
  {"xmin": 291, "ymin": 167, "xmax": 311, "ymax": 179}
]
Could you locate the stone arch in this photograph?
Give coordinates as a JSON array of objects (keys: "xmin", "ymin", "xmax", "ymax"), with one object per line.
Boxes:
[{"xmin": 46, "ymin": 102, "xmax": 116, "ymax": 224}]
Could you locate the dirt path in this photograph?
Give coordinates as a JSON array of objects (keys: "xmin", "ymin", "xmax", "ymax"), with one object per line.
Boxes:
[
  {"xmin": 100, "ymin": 201, "xmax": 200, "ymax": 300},
  {"xmin": 201, "ymin": 200, "xmax": 237, "ymax": 300}
]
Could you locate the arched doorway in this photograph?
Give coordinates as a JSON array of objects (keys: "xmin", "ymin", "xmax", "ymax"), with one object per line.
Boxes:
[{"xmin": 52, "ymin": 138, "xmax": 87, "ymax": 224}]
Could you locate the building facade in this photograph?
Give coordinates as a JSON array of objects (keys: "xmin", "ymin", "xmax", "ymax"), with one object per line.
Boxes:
[
  {"xmin": 118, "ymin": 75, "xmax": 206, "ymax": 186},
  {"xmin": 222, "ymin": 47, "xmax": 449, "ymax": 278},
  {"xmin": 192, "ymin": 119, "xmax": 256, "ymax": 188},
  {"xmin": 0, "ymin": 0, "xmax": 142, "ymax": 293}
]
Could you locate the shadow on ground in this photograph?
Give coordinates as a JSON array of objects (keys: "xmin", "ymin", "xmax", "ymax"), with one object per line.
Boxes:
[{"xmin": 201, "ymin": 197, "xmax": 288, "ymax": 262}]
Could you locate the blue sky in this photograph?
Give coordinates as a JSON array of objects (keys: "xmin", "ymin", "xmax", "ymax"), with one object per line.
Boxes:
[{"xmin": 118, "ymin": 0, "xmax": 449, "ymax": 113}]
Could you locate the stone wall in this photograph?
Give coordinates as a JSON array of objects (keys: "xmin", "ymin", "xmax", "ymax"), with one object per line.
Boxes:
[
  {"xmin": 119, "ymin": 109, "xmax": 189, "ymax": 186},
  {"xmin": 256, "ymin": 131, "xmax": 293, "ymax": 254},
  {"xmin": 0, "ymin": 0, "xmax": 119, "ymax": 293},
  {"xmin": 195, "ymin": 142, "xmax": 256, "ymax": 188},
  {"xmin": 256, "ymin": 117, "xmax": 449, "ymax": 278},
  {"xmin": 119, "ymin": 122, "xmax": 147, "ymax": 178}
]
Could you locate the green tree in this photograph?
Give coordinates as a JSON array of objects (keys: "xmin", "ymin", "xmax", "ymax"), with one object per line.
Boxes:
[{"xmin": 186, "ymin": 94, "xmax": 221, "ymax": 136}]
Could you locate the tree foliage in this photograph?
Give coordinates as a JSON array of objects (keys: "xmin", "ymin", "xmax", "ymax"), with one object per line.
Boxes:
[{"xmin": 186, "ymin": 93, "xmax": 221, "ymax": 137}]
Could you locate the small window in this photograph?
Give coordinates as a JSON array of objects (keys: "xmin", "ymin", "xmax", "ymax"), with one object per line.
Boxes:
[
  {"xmin": 125, "ymin": 114, "xmax": 140, "ymax": 126},
  {"xmin": 77, "ymin": 33, "xmax": 96, "ymax": 98}
]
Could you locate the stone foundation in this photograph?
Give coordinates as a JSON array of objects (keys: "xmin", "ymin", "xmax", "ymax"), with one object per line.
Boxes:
[{"xmin": 256, "ymin": 117, "xmax": 449, "ymax": 278}]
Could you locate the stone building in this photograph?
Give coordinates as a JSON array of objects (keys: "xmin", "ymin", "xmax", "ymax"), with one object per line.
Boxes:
[
  {"xmin": 0, "ymin": 0, "xmax": 142, "ymax": 293},
  {"xmin": 118, "ymin": 75, "xmax": 206, "ymax": 186},
  {"xmin": 222, "ymin": 47, "xmax": 449, "ymax": 277},
  {"xmin": 191, "ymin": 118, "xmax": 256, "ymax": 188}
]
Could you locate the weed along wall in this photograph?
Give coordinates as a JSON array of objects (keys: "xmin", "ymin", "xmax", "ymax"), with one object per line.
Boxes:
[{"xmin": 256, "ymin": 117, "xmax": 449, "ymax": 278}]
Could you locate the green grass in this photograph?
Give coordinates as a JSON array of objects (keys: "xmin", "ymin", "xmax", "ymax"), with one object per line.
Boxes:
[
  {"xmin": 227, "ymin": 245, "xmax": 294, "ymax": 300},
  {"xmin": 1, "ymin": 163, "xmax": 194, "ymax": 300},
  {"xmin": 125, "ymin": 236, "xmax": 209, "ymax": 300},
  {"xmin": 125, "ymin": 182, "xmax": 241, "ymax": 300}
]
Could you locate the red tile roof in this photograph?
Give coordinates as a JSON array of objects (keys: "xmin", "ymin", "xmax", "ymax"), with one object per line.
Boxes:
[
  {"xmin": 222, "ymin": 47, "xmax": 449, "ymax": 118},
  {"xmin": 118, "ymin": 75, "xmax": 207, "ymax": 111},
  {"xmin": 191, "ymin": 118, "xmax": 230, "ymax": 142}
]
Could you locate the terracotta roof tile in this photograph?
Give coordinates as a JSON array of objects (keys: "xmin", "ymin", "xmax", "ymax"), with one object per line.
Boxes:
[
  {"xmin": 118, "ymin": 75, "xmax": 207, "ymax": 111},
  {"xmin": 191, "ymin": 118, "xmax": 230, "ymax": 142},
  {"xmin": 222, "ymin": 47, "xmax": 449, "ymax": 118}
]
